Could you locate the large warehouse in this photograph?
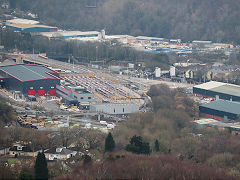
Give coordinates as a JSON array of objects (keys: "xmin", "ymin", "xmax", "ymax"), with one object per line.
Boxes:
[
  {"xmin": 6, "ymin": 24, "xmax": 57, "ymax": 33},
  {"xmin": 199, "ymin": 100, "xmax": 240, "ymax": 121},
  {"xmin": 39, "ymin": 31, "xmax": 100, "ymax": 40},
  {"xmin": 193, "ymin": 81, "xmax": 240, "ymax": 102},
  {"xmin": 0, "ymin": 64, "xmax": 60, "ymax": 96},
  {"xmin": 90, "ymin": 103, "xmax": 139, "ymax": 115}
]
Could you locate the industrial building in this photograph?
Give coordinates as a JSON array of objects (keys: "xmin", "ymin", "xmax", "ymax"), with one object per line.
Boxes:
[
  {"xmin": 192, "ymin": 40, "xmax": 213, "ymax": 49},
  {"xmin": 193, "ymin": 81, "xmax": 240, "ymax": 102},
  {"xmin": 136, "ymin": 36, "xmax": 166, "ymax": 42},
  {"xmin": 192, "ymin": 40, "xmax": 212, "ymax": 44},
  {"xmin": 56, "ymin": 80, "xmax": 93, "ymax": 106},
  {"xmin": 90, "ymin": 103, "xmax": 139, "ymax": 115},
  {"xmin": 194, "ymin": 119, "xmax": 240, "ymax": 135},
  {"xmin": 39, "ymin": 31, "xmax": 101, "ymax": 40},
  {"xmin": 6, "ymin": 24, "xmax": 57, "ymax": 33},
  {"xmin": 6, "ymin": 18, "xmax": 39, "ymax": 25},
  {"xmin": 0, "ymin": 64, "xmax": 60, "ymax": 96},
  {"xmin": 199, "ymin": 100, "xmax": 240, "ymax": 121}
]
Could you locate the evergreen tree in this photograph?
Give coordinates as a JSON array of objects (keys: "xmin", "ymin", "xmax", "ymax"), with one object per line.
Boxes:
[
  {"xmin": 154, "ymin": 139, "xmax": 160, "ymax": 152},
  {"xmin": 82, "ymin": 154, "xmax": 92, "ymax": 165},
  {"xmin": 34, "ymin": 152, "xmax": 48, "ymax": 180},
  {"xmin": 126, "ymin": 135, "xmax": 151, "ymax": 155},
  {"xmin": 105, "ymin": 132, "xmax": 115, "ymax": 152}
]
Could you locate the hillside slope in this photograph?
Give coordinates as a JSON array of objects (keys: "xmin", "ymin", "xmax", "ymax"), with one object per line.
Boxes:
[
  {"xmin": 0, "ymin": 97, "xmax": 17, "ymax": 126},
  {"xmin": 8, "ymin": 0, "xmax": 240, "ymax": 43}
]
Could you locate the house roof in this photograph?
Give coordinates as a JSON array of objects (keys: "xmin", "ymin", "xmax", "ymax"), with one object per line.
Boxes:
[
  {"xmin": 60, "ymin": 148, "xmax": 74, "ymax": 155},
  {"xmin": 200, "ymin": 100, "xmax": 240, "ymax": 115},
  {"xmin": 0, "ymin": 64, "xmax": 59, "ymax": 82},
  {"xmin": 44, "ymin": 147, "xmax": 75, "ymax": 155},
  {"xmin": 9, "ymin": 145, "xmax": 41, "ymax": 152}
]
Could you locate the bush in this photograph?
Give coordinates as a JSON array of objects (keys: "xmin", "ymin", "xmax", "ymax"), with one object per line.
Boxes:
[{"xmin": 125, "ymin": 135, "xmax": 151, "ymax": 155}]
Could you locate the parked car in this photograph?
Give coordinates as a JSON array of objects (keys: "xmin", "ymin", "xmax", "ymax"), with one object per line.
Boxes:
[{"xmin": 25, "ymin": 107, "xmax": 30, "ymax": 110}]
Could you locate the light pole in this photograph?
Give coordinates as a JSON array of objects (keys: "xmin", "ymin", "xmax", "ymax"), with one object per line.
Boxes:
[{"xmin": 96, "ymin": 46, "xmax": 98, "ymax": 62}]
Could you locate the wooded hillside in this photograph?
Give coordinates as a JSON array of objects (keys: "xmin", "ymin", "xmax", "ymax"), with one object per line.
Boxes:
[
  {"xmin": 0, "ymin": 97, "xmax": 16, "ymax": 126},
  {"xmin": 8, "ymin": 0, "xmax": 240, "ymax": 43}
]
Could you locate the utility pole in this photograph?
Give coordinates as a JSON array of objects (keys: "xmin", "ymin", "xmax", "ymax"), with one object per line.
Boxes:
[
  {"xmin": 67, "ymin": 114, "xmax": 70, "ymax": 128},
  {"xmin": 68, "ymin": 56, "xmax": 71, "ymax": 64},
  {"xmin": 96, "ymin": 46, "xmax": 98, "ymax": 62},
  {"xmin": 73, "ymin": 60, "xmax": 75, "ymax": 72}
]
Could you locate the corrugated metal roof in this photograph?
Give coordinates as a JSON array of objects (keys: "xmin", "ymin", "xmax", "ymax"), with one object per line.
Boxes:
[
  {"xmin": 192, "ymin": 40, "xmax": 212, "ymax": 44},
  {"xmin": 40, "ymin": 31, "xmax": 99, "ymax": 38},
  {"xmin": 0, "ymin": 64, "xmax": 56, "ymax": 81},
  {"xmin": 211, "ymin": 85, "xmax": 240, "ymax": 97},
  {"xmin": 6, "ymin": 18, "xmax": 39, "ymax": 25},
  {"xmin": 194, "ymin": 81, "xmax": 225, "ymax": 90},
  {"xmin": 200, "ymin": 100, "xmax": 240, "ymax": 115},
  {"xmin": 194, "ymin": 81, "xmax": 240, "ymax": 97},
  {"xmin": 7, "ymin": 23, "xmax": 57, "ymax": 29},
  {"xmin": 136, "ymin": 36, "xmax": 165, "ymax": 41},
  {"xmin": 194, "ymin": 118, "xmax": 240, "ymax": 129}
]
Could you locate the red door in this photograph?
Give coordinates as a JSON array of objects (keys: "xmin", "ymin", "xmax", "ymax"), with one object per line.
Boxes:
[
  {"xmin": 38, "ymin": 89, "xmax": 45, "ymax": 96},
  {"xmin": 28, "ymin": 89, "xmax": 35, "ymax": 96},
  {"xmin": 49, "ymin": 89, "xmax": 56, "ymax": 96}
]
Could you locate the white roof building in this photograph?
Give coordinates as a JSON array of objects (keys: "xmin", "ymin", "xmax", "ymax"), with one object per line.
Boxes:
[{"xmin": 7, "ymin": 18, "xmax": 39, "ymax": 25}]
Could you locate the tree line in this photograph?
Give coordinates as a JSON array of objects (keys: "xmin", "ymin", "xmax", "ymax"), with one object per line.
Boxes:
[
  {"xmin": 60, "ymin": 154, "xmax": 237, "ymax": 180},
  {"xmin": 112, "ymin": 84, "xmax": 240, "ymax": 178},
  {"xmin": 2, "ymin": 29, "xmax": 239, "ymax": 68},
  {"xmin": 0, "ymin": 29, "xmax": 172, "ymax": 69}
]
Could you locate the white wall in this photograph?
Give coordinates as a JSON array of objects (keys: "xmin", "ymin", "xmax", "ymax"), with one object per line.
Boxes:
[{"xmin": 90, "ymin": 103, "xmax": 139, "ymax": 115}]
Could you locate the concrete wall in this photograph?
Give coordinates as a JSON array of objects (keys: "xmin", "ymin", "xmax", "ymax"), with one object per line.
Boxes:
[{"xmin": 90, "ymin": 103, "xmax": 139, "ymax": 115}]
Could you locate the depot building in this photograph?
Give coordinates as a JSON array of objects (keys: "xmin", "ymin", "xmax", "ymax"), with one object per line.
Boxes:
[
  {"xmin": 0, "ymin": 64, "xmax": 60, "ymax": 97},
  {"xmin": 193, "ymin": 81, "xmax": 240, "ymax": 102},
  {"xmin": 199, "ymin": 100, "xmax": 240, "ymax": 121}
]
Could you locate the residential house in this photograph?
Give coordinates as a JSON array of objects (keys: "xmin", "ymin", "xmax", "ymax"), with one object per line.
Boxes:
[
  {"xmin": 9, "ymin": 144, "xmax": 41, "ymax": 158},
  {"xmin": 44, "ymin": 147, "xmax": 77, "ymax": 161},
  {"xmin": 185, "ymin": 70, "xmax": 194, "ymax": 79},
  {"xmin": 206, "ymin": 68, "xmax": 230, "ymax": 81},
  {"xmin": 0, "ymin": 147, "xmax": 9, "ymax": 155}
]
